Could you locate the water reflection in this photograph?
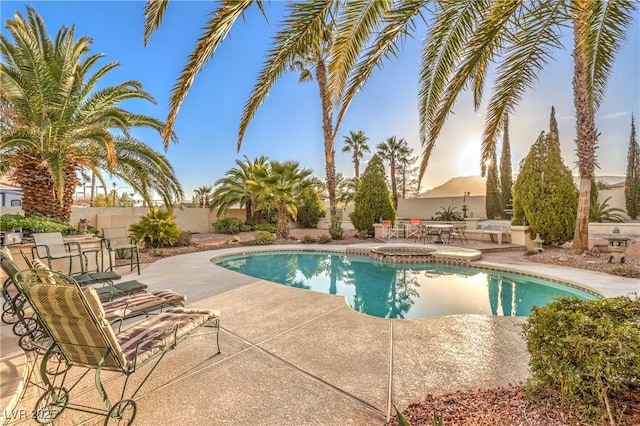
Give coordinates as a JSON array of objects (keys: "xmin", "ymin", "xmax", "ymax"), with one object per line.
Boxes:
[{"xmin": 216, "ymin": 252, "xmax": 596, "ymax": 319}]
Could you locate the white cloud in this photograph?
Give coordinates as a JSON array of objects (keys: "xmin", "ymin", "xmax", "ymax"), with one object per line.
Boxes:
[{"xmin": 600, "ymin": 111, "xmax": 630, "ymax": 120}]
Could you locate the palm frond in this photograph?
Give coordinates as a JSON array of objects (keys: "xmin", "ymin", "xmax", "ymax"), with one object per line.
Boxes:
[
  {"xmin": 336, "ymin": 0, "xmax": 427, "ymax": 135},
  {"xmin": 419, "ymin": 0, "xmax": 521, "ymax": 182},
  {"xmin": 143, "ymin": 0, "xmax": 170, "ymax": 46},
  {"xmin": 330, "ymin": 0, "xmax": 393, "ymax": 102},
  {"xmin": 238, "ymin": 0, "xmax": 335, "ymax": 150},
  {"xmin": 577, "ymin": 0, "xmax": 637, "ymax": 109},
  {"xmin": 480, "ymin": 0, "xmax": 565, "ymax": 172},
  {"xmin": 163, "ymin": 0, "xmax": 258, "ymax": 149}
]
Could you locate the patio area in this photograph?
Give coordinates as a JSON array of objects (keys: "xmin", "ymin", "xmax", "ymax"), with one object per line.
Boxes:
[{"xmin": 2, "ymin": 243, "xmax": 637, "ymax": 425}]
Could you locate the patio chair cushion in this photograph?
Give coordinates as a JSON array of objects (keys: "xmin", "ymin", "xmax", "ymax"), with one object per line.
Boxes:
[{"xmin": 100, "ymin": 290, "xmax": 186, "ymax": 321}]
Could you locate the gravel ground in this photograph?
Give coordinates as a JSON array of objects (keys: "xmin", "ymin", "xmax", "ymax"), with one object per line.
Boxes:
[{"xmin": 128, "ymin": 228, "xmax": 640, "ymax": 425}]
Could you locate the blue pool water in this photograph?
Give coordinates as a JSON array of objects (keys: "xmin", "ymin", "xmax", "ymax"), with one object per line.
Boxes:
[{"xmin": 215, "ymin": 251, "xmax": 598, "ymax": 319}]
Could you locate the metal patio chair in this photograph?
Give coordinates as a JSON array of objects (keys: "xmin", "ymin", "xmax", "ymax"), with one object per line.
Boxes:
[
  {"xmin": 31, "ymin": 232, "xmax": 84, "ymax": 275},
  {"xmin": 102, "ymin": 227, "xmax": 141, "ymax": 275},
  {"xmin": 13, "ymin": 269, "xmax": 220, "ymax": 425}
]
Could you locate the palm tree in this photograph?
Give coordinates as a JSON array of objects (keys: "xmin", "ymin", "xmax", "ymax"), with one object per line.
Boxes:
[
  {"xmin": 142, "ymin": 1, "xmax": 396, "ymax": 220},
  {"xmin": 248, "ymin": 160, "xmax": 315, "ymax": 239},
  {"xmin": 341, "ymin": 130, "xmax": 370, "ymax": 178},
  {"xmin": 377, "ymin": 136, "xmax": 408, "ymax": 209},
  {"xmin": 193, "ymin": 185, "xmax": 213, "ymax": 208},
  {"xmin": 412, "ymin": 1, "xmax": 636, "ymax": 253},
  {"xmin": 210, "ymin": 156, "xmax": 268, "ymax": 225},
  {"xmin": 0, "ymin": 7, "xmax": 182, "ymax": 222}
]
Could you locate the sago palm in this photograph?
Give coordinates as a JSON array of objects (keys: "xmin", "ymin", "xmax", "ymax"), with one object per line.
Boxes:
[
  {"xmin": 248, "ymin": 160, "xmax": 315, "ymax": 239},
  {"xmin": 341, "ymin": 130, "xmax": 370, "ymax": 178},
  {"xmin": 0, "ymin": 7, "xmax": 182, "ymax": 221}
]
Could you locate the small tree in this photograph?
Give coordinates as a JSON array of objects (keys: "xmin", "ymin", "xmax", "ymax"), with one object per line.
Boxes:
[
  {"xmin": 625, "ymin": 115, "xmax": 640, "ymax": 219},
  {"xmin": 296, "ymin": 191, "xmax": 325, "ymax": 228},
  {"xmin": 512, "ymin": 111, "xmax": 578, "ymax": 245},
  {"xmin": 499, "ymin": 115, "xmax": 513, "ymax": 211},
  {"xmin": 485, "ymin": 148, "xmax": 502, "ymax": 219},
  {"xmin": 350, "ymin": 155, "xmax": 395, "ymax": 235}
]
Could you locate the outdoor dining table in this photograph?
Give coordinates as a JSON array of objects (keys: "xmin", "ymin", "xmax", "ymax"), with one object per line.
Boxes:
[{"xmin": 419, "ymin": 224, "xmax": 454, "ymax": 244}]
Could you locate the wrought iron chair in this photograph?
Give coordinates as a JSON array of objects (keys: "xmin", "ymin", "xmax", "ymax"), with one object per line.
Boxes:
[
  {"xmin": 31, "ymin": 232, "xmax": 84, "ymax": 275},
  {"xmin": 20, "ymin": 250, "xmax": 148, "ymax": 302},
  {"xmin": 13, "ymin": 269, "xmax": 220, "ymax": 425},
  {"xmin": 102, "ymin": 227, "xmax": 141, "ymax": 275}
]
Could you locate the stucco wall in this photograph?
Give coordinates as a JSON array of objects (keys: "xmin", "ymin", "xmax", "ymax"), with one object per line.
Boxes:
[{"xmin": 398, "ymin": 195, "xmax": 487, "ymax": 220}]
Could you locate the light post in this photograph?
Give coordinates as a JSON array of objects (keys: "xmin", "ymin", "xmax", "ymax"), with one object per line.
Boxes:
[{"xmin": 462, "ymin": 191, "xmax": 470, "ymax": 218}]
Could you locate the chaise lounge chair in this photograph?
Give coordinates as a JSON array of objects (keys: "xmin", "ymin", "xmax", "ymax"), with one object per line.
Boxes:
[
  {"xmin": 13, "ymin": 268, "xmax": 220, "ymax": 425},
  {"xmin": 19, "ymin": 250, "xmax": 147, "ymax": 302},
  {"xmin": 2, "ymin": 250, "xmax": 185, "ymax": 352}
]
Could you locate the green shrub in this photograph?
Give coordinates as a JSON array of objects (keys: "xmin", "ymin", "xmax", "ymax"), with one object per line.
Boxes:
[
  {"xmin": 254, "ymin": 230, "xmax": 275, "ymax": 245},
  {"xmin": 213, "ymin": 217, "xmax": 246, "ymax": 234},
  {"xmin": 434, "ymin": 206, "xmax": 462, "ymax": 221},
  {"xmin": 318, "ymin": 234, "xmax": 331, "ymax": 244},
  {"xmin": 608, "ymin": 264, "xmax": 640, "ymax": 278},
  {"xmin": 0, "ymin": 213, "xmax": 72, "ymax": 234},
  {"xmin": 129, "ymin": 209, "xmax": 181, "ymax": 249},
  {"xmin": 297, "ymin": 192, "xmax": 325, "ymax": 228},
  {"xmin": 329, "ymin": 215, "xmax": 344, "ymax": 240},
  {"xmin": 301, "ymin": 235, "xmax": 317, "ymax": 244},
  {"xmin": 176, "ymin": 231, "xmax": 192, "ymax": 247},
  {"xmin": 350, "ymin": 155, "xmax": 395, "ymax": 234},
  {"xmin": 523, "ymin": 296, "xmax": 640, "ymax": 423},
  {"xmin": 252, "ymin": 223, "xmax": 276, "ymax": 233}
]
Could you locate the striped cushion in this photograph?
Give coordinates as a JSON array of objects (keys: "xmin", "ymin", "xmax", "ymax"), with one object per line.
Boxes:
[
  {"xmin": 101, "ymin": 290, "xmax": 186, "ymax": 320},
  {"xmin": 29, "ymin": 258, "xmax": 56, "ymax": 284},
  {"xmin": 29, "ymin": 285, "xmax": 126, "ymax": 370},
  {"xmin": 116, "ymin": 308, "xmax": 219, "ymax": 368}
]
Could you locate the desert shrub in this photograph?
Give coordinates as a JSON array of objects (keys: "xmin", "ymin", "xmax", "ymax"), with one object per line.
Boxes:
[
  {"xmin": 523, "ymin": 296, "xmax": 640, "ymax": 423},
  {"xmin": 356, "ymin": 230, "xmax": 369, "ymax": 239},
  {"xmin": 252, "ymin": 223, "xmax": 276, "ymax": 233},
  {"xmin": 608, "ymin": 263, "xmax": 640, "ymax": 278},
  {"xmin": 318, "ymin": 234, "xmax": 331, "ymax": 244},
  {"xmin": 129, "ymin": 209, "xmax": 181, "ymax": 248},
  {"xmin": 254, "ymin": 230, "xmax": 275, "ymax": 245},
  {"xmin": 115, "ymin": 248, "xmax": 131, "ymax": 259},
  {"xmin": 213, "ymin": 217, "xmax": 246, "ymax": 234},
  {"xmin": 0, "ymin": 213, "xmax": 71, "ymax": 234},
  {"xmin": 329, "ymin": 215, "xmax": 344, "ymax": 240},
  {"xmin": 149, "ymin": 248, "xmax": 167, "ymax": 257},
  {"xmin": 301, "ymin": 235, "xmax": 317, "ymax": 244},
  {"xmin": 176, "ymin": 231, "xmax": 192, "ymax": 247}
]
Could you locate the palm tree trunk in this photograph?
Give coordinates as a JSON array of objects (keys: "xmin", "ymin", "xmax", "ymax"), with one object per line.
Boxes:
[
  {"xmin": 277, "ymin": 199, "xmax": 289, "ymax": 239},
  {"xmin": 571, "ymin": 21, "xmax": 597, "ymax": 254},
  {"xmin": 315, "ymin": 59, "xmax": 337, "ymax": 218},
  {"xmin": 390, "ymin": 158, "xmax": 398, "ymax": 209}
]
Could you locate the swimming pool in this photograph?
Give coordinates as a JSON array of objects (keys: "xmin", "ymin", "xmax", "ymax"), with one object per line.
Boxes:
[{"xmin": 214, "ymin": 251, "xmax": 598, "ymax": 319}]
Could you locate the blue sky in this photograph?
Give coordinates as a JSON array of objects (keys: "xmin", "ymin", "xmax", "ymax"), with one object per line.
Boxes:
[{"xmin": 2, "ymin": 1, "xmax": 638, "ymax": 200}]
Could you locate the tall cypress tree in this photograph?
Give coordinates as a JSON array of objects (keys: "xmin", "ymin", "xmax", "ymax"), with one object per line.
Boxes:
[
  {"xmin": 625, "ymin": 114, "xmax": 640, "ymax": 219},
  {"xmin": 349, "ymin": 154, "xmax": 396, "ymax": 234},
  {"xmin": 485, "ymin": 148, "xmax": 502, "ymax": 219},
  {"xmin": 499, "ymin": 115, "xmax": 513, "ymax": 213},
  {"xmin": 512, "ymin": 107, "xmax": 578, "ymax": 245}
]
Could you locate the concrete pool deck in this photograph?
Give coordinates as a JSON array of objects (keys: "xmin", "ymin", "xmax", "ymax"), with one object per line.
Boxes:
[{"xmin": 2, "ymin": 243, "xmax": 638, "ymax": 425}]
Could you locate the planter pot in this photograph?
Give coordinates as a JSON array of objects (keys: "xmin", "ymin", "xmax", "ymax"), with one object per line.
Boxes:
[{"xmin": 510, "ymin": 225, "xmax": 534, "ymax": 250}]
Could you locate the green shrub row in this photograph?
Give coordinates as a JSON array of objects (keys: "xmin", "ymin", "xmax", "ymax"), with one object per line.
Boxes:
[
  {"xmin": 523, "ymin": 296, "xmax": 640, "ymax": 422},
  {"xmin": 212, "ymin": 218, "xmax": 278, "ymax": 235},
  {"xmin": 0, "ymin": 213, "xmax": 73, "ymax": 234}
]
